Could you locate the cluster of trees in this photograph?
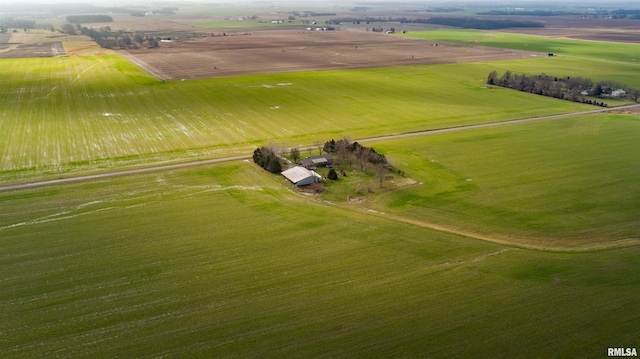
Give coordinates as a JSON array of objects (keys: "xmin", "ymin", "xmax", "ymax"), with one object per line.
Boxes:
[
  {"xmin": 424, "ymin": 17, "xmax": 544, "ymax": 29},
  {"xmin": 323, "ymin": 139, "xmax": 391, "ymax": 187},
  {"xmin": 253, "ymin": 147, "xmax": 282, "ymax": 174},
  {"xmin": 60, "ymin": 24, "xmax": 160, "ymax": 49},
  {"xmin": 326, "ymin": 139, "xmax": 387, "ymax": 171},
  {"xmin": 65, "ymin": 15, "xmax": 113, "ymax": 24},
  {"xmin": 371, "ymin": 27, "xmax": 393, "ymax": 33},
  {"xmin": 487, "ymin": 71, "xmax": 640, "ymax": 105}
]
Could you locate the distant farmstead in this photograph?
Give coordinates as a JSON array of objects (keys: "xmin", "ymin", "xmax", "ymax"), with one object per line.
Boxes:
[
  {"xmin": 281, "ymin": 166, "xmax": 322, "ymax": 186},
  {"xmin": 300, "ymin": 154, "xmax": 333, "ymax": 169},
  {"xmin": 611, "ymin": 89, "xmax": 626, "ymax": 97}
]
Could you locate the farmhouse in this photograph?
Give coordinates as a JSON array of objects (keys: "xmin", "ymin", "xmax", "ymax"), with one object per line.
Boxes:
[
  {"xmin": 300, "ymin": 154, "xmax": 333, "ymax": 169},
  {"xmin": 281, "ymin": 166, "xmax": 322, "ymax": 186}
]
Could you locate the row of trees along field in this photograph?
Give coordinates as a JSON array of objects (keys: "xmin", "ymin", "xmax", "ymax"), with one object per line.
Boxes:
[
  {"xmin": 0, "ymin": 18, "xmax": 36, "ymax": 30},
  {"xmin": 60, "ymin": 24, "xmax": 160, "ymax": 49},
  {"xmin": 487, "ymin": 70, "xmax": 640, "ymax": 106}
]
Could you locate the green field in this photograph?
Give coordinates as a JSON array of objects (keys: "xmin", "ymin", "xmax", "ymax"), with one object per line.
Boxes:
[
  {"xmin": 401, "ymin": 29, "xmax": 640, "ymax": 64},
  {"xmin": 1, "ymin": 162, "xmax": 639, "ymax": 358},
  {"xmin": 0, "ymin": 55, "xmax": 594, "ymax": 183},
  {"xmin": 366, "ymin": 113, "xmax": 640, "ymax": 248}
]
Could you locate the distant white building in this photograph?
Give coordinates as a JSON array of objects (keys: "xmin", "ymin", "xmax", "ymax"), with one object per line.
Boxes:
[
  {"xmin": 281, "ymin": 166, "xmax": 322, "ymax": 186},
  {"xmin": 611, "ymin": 89, "xmax": 626, "ymax": 97}
]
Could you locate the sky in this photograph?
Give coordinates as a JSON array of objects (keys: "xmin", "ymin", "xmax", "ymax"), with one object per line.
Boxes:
[{"xmin": 0, "ymin": 0, "xmax": 637, "ymax": 8}]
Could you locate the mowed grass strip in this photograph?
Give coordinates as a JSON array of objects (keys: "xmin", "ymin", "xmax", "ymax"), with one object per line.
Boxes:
[
  {"xmin": 1, "ymin": 162, "xmax": 639, "ymax": 357},
  {"xmin": 369, "ymin": 113, "xmax": 640, "ymax": 247},
  {"xmin": 0, "ymin": 54, "xmax": 591, "ymax": 182}
]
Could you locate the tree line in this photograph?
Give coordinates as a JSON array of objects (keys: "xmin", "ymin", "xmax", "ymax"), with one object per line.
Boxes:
[
  {"xmin": 0, "ymin": 18, "xmax": 36, "ymax": 30},
  {"xmin": 424, "ymin": 17, "xmax": 544, "ymax": 29},
  {"xmin": 487, "ymin": 70, "xmax": 640, "ymax": 106},
  {"xmin": 60, "ymin": 24, "xmax": 160, "ymax": 49},
  {"xmin": 323, "ymin": 138, "xmax": 392, "ymax": 187},
  {"xmin": 477, "ymin": 10, "xmax": 579, "ymax": 16},
  {"xmin": 325, "ymin": 16, "xmax": 543, "ymax": 29}
]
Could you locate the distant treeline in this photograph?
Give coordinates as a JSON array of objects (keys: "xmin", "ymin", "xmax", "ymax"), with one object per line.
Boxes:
[
  {"xmin": 60, "ymin": 25, "xmax": 160, "ymax": 49},
  {"xmin": 0, "ymin": 17, "xmax": 36, "ymax": 29},
  {"xmin": 326, "ymin": 16, "xmax": 544, "ymax": 29},
  {"xmin": 292, "ymin": 11, "xmax": 336, "ymax": 17},
  {"xmin": 488, "ymin": 71, "xmax": 640, "ymax": 106},
  {"xmin": 66, "ymin": 15, "xmax": 113, "ymax": 24},
  {"xmin": 429, "ymin": 7, "xmax": 465, "ymax": 13},
  {"xmin": 610, "ymin": 9, "xmax": 640, "ymax": 19},
  {"xmin": 477, "ymin": 10, "xmax": 578, "ymax": 16},
  {"xmin": 425, "ymin": 17, "xmax": 544, "ymax": 29}
]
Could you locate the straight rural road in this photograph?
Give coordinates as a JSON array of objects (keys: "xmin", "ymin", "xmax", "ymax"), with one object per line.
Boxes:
[{"xmin": 1, "ymin": 103, "xmax": 638, "ymax": 193}]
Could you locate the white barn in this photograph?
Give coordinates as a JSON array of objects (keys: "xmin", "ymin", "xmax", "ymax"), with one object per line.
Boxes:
[{"xmin": 281, "ymin": 166, "xmax": 322, "ymax": 186}]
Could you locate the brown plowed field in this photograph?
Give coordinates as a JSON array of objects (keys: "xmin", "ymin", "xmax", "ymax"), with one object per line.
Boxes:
[
  {"xmin": 120, "ymin": 30, "xmax": 537, "ymax": 80},
  {"xmin": 0, "ymin": 41, "xmax": 65, "ymax": 58}
]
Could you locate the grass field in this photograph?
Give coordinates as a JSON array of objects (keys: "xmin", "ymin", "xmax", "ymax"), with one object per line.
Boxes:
[
  {"xmin": 367, "ymin": 113, "xmax": 640, "ymax": 248},
  {"xmin": 401, "ymin": 29, "xmax": 640, "ymax": 64},
  {"xmin": 0, "ymin": 55, "xmax": 593, "ymax": 183},
  {"xmin": 1, "ymin": 161, "xmax": 639, "ymax": 358}
]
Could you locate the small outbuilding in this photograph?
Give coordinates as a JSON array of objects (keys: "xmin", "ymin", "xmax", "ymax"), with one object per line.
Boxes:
[
  {"xmin": 300, "ymin": 154, "xmax": 333, "ymax": 169},
  {"xmin": 281, "ymin": 166, "xmax": 322, "ymax": 186}
]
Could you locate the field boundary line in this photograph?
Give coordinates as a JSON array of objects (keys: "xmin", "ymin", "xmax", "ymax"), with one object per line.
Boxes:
[{"xmin": 357, "ymin": 103, "xmax": 640, "ymax": 143}]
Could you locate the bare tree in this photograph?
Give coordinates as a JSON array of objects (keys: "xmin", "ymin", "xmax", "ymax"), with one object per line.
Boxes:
[
  {"xmin": 290, "ymin": 147, "xmax": 300, "ymax": 163},
  {"xmin": 313, "ymin": 140, "xmax": 323, "ymax": 155},
  {"xmin": 375, "ymin": 162, "xmax": 389, "ymax": 188}
]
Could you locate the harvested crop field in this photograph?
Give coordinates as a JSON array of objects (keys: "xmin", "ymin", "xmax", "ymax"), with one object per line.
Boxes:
[
  {"xmin": 0, "ymin": 42, "xmax": 65, "ymax": 58},
  {"xmin": 121, "ymin": 30, "xmax": 536, "ymax": 80}
]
